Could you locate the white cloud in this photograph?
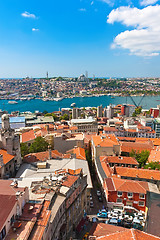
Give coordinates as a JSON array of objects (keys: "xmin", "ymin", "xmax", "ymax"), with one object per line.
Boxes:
[
  {"xmin": 140, "ymin": 0, "xmax": 158, "ymax": 6},
  {"xmin": 79, "ymin": 8, "xmax": 87, "ymax": 11},
  {"xmin": 107, "ymin": 5, "xmax": 160, "ymax": 56},
  {"xmin": 100, "ymin": 0, "xmax": 114, "ymax": 7},
  {"xmin": 32, "ymin": 28, "xmax": 39, "ymax": 31},
  {"xmin": 21, "ymin": 11, "xmax": 36, "ymax": 19},
  {"xmin": 91, "ymin": 1, "xmax": 94, "ymax": 5}
]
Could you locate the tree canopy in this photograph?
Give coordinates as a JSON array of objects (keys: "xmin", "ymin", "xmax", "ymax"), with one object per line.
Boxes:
[
  {"xmin": 130, "ymin": 149, "xmax": 150, "ymax": 168},
  {"xmin": 29, "ymin": 136, "xmax": 49, "ymax": 153}
]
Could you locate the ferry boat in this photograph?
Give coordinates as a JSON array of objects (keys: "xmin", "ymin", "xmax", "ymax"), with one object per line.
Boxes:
[
  {"xmin": 70, "ymin": 103, "xmax": 76, "ymax": 107},
  {"xmin": 8, "ymin": 101, "xmax": 18, "ymax": 104}
]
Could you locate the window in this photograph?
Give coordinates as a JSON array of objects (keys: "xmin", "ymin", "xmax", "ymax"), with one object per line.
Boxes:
[
  {"xmin": 116, "ymin": 198, "xmax": 123, "ymax": 203},
  {"xmin": 127, "ymin": 192, "xmax": 133, "ymax": 198},
  {"xmin": 0, "ymin": 226, "xmax": 6, "ymax": 240},
  {"xmin": 117, "ymin": 191, "xmax": 122, "ymax": 197},
  {"xmin": 139, "ymin": 193, "xmax": 145, "ymax": 199},
  {"xmin": 126, "ymin": 201, "xmax": 133, "ymax": 207},
  {"xmin": 139, "ymin": 201, "xmax": 145, "ymax": 207}
]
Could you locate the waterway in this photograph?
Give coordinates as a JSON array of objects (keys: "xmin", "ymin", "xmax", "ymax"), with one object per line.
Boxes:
[{"xmin": 0, "ymin": 95, "xmax": 160, "ymax": 113}]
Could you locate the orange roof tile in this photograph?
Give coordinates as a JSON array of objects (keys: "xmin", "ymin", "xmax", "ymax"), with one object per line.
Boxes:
[
  {"xmin": 105, "ymin": 177, "xmax": 149, "ymax": 194},
  {"xmin": 92, "ymin": 135, "xmax": 119, "ymax": 148},
  {"xmin": 62, "ymin": 175, "xmax": 78, "ymax": 187},
  {"xmin": 95, "ymin": 228, "xmax": 160, "ymax": 240},
  {"xmin": 0, "ymin": 149, "xmax": 15, "ymax": 166},
  {"xmin": 68, "ymin": 168, "xmax": 82, "ymax": 175},
  {"xmin": 101, "ymin": 156, "xmax": 138, "ymax": 165},
  {"xmin": 148, "ymin": 146, "xmax": 160, "ymax": 163},
  {"xmin": 67, "ymin": 147, "xmax": 86, "ymax": 160},
  {"xmin": 115, "ymin": 167, "xmax": 160, "ymax": 181},
  {"xmin": 121, "ymin": 142, "xmax": 154, "ymax": 153},
  {"xmin": 103, "ymin": 127, "xmax": 117, "ymax": 132},
  {"xmin": 89, "ymin": 223, "xmax": 126, "ymax": 237},
  {"xmin": 30, "ymin": 201, "xmax": 51, "ymax": 240},
  {"xmin": 22, "ymin": 130, "xmax": 36, "ymax": 143},
  {"xmin": 23, "ymin": 150, "xmax": 63, "ymax": 163}
]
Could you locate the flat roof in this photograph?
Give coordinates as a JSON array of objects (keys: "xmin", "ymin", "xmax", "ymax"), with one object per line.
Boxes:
[
  {"xmin": 0, "ymin": 116, "xmax": 25, "ymax": 123},
  {"xmin": 71, "ymin": 118, "xmax": 96, "ymax": 124}
]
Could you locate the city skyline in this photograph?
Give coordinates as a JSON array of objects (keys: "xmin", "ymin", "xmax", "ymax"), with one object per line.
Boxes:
[{"xmin": 1, "ymin": 0, "xmax": 160, "ymax": 78}]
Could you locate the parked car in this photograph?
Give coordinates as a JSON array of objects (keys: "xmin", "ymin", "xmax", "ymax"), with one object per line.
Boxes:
[
  {"xmin": 92, "ymin": 217, "xmax": 98, "ymax": 223},
  {"xmin": 97, "ymin": 210, "xmax": 107, "ymax": 218},
  {"xmin": 98, "ymin": 196, "xmax": 103, "ymax": 202},
  {"xmin": 90, "ymin": 201, "xmax": 94, "ymax": 208},
  {"xmin": 97, "ymin": 190, "xmax": 101, "ymax": 196},
  {"xmin": 108, "ymin": 218, "xmax": 118, "ymax": 226}
]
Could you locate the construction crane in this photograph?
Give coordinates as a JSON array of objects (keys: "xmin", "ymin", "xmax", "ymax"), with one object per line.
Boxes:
[{"xmin": 127, "ymin": 94, "xmax": 145, "ymax": 108}]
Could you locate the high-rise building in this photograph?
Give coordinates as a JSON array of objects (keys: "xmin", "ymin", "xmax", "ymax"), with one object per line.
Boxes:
[{"xmin": 97, "ymin": 105, "xmax": 103, "ymax": 118}]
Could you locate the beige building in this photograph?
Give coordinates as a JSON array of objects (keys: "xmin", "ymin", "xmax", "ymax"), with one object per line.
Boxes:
[
  {"xmin": 53, "ymin": 132, "xmax": 84, "ymax": 153},
  {"xmin": 71, "ymin": 117, "xmax": 98, "ymax": 133},
  {"xmin": 91, "ymin": 134, "xmax": 120, "ymax": 161}
]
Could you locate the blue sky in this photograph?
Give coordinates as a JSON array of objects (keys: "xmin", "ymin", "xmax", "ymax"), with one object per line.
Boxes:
[{"xmin": 0, "ymin": 0, "xmax": 160, "ymax": 78}]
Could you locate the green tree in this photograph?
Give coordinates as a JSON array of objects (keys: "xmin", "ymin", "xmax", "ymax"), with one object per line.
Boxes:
[
  {"xmin": 145, "ymin": 161, "xmax": 160, "ymax": 170},
  {"xmin": 20, "ymin": 143, "xmax": 29, "ymax": 158},
  {"xmin": 129, "ymin": 149, "xmax": 150, "ymax": 168},
  {"xmin": 60, "ymin": 114, "xmax": 69, "ymax": 120},
  {"xmin": 52, "ymin": 113, "xmax": 58, "ymax": 121},
  {"xmin": 29, "ymin": 136, "xmax": 49, "ymax": 153},
  {"xmin": 43, "ymin": 110, "xmax": 48, "ymax": 115}
]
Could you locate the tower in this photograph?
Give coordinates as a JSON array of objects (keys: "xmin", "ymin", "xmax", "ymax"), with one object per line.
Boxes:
[
  {"xmin": 85, "ymin": 71, "xmax": 88, "ymax": 79},
  {"xmin": 46, "ymin": 71, "xmax": 48, "ymax": 79},
  {"xmin": 97, "ymin": 105, "xmax": 103, "ymax": 118},
  {"xmin": 0, "ymin": 114, "xmax": 22, "ymax": 168}
]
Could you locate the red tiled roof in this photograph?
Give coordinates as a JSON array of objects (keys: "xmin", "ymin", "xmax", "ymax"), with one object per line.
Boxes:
[
  {"xmin": 67, "ymin": 147, "xmax": 86, "ymax": 160},
  {"xmin": 103, "ymin": 127, "xmax": 117, "ymax": 132},
  {"xmin": 0, "ymin": 149, "xmax": 15, "ymax": 167},
  {"xmin": 105, "ymin": 177, "xmax": 149, "ymax": 194},
  {"xmin": 115, "ymin": 167, "xmax": 160, "ymax": 181},
  {"xmin": 148, "ymin": 146, "xmax": 160, "ymax": 163},
  {"xmin": 68, "ymin": 168, "xmax": 82, "ymax": 175},
  {"xmin": 62, "ymin": 175, "xmax": 78, "ymax": 187},
  {"xmin": 101, "ymin": 156, "xmax": 138, "ymax": 165},
  {"xmin": 23, "ymin": 150, "xmax": 63, "ymax": 163},
  {"xmin": 92, "ymin": 135, "xmax": 119, "ymax": 148},
  {"xmin": 22, "ymin": 130, "xmax": 36, "ymax": 143},
  {"xmin": 121, "ymin": 142, "xmax": 154, "ymax": 153},
  {"xmin": 28, "ymin": 201, "xmax": 51, "ymax": 240},
  {"xmin": 0, "ymin": 195, "xmax": 16, "ymax": 230},
  {"xmin": 89, "ymin": 223, "xmax": 126, "ymax": 237},
  {"xmin": 0, "ymin": 180, "xmax": 25, "ymax": 195},
  {"xmin": 95, "ymin": 228, "xmax": 160, "ymax": 240}
]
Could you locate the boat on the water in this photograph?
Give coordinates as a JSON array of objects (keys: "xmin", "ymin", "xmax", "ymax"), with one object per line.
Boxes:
[
  {"xmin": 8, "ymin": 101, "xmax": 18, "ymax": 104},
  {"xmin": 71, "ymin": 103, "xmax": 76, "ymax": 107}
]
